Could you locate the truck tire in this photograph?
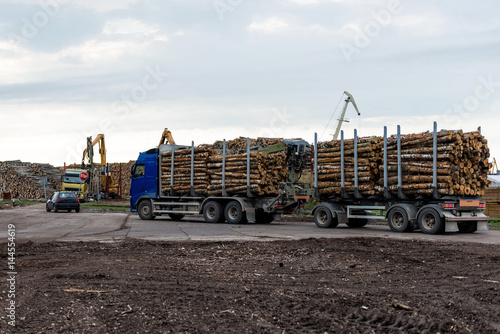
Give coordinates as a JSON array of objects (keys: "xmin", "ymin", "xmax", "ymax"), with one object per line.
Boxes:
[
  {"xmin": 314, "ymin": 206, "xmax": 338, "ymax": 228},
  {"xmin": 417, "ymin": 208, "xmax": 444, "ymax": 234},
  {"xmin": 138, "ymin": 200, "xmax": 155, "ymax": 220},
  {"xmin": 457, "ymin": 222, "xmax": 477, "ymax": 233},
  {"xmin": 255, "ymin": 211, "xmax": 274, "ymax": 224},
  {"xmin": 203, "ymin": 201, "xmax": 225, "ymax": 223},
  {"xmin": 168, "ymin": 213, "xmax": 185, "ymax": 221},
  {"xmin": 224, "ymin": 201, "xmax": 247, "ymax": 224},
  {"xmin": 387, "ymin": 207, "xmax": 413, "ymax": 232}
]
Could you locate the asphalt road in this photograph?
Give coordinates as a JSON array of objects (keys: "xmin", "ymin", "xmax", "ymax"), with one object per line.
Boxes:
[{"xmin": 1, "ymin": 203, "xmax": 499, "ymax": 244}]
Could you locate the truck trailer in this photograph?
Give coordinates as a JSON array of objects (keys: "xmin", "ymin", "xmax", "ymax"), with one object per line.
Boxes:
[{"xmin": 311, "ymin": 122, "xmax": 489, "ymax": 234}]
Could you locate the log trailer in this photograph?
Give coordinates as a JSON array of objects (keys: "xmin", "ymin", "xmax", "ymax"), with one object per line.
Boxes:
[
  {"xmin": 130, "ymin": 138, "xmax": 314, "ymax": 224},
  {"xmin": 311, "ymin": 122, "xmax": 489, "ymax": 234}
]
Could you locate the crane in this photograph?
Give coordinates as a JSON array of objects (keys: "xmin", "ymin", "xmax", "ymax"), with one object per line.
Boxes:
[
  {"xmin": 332, "ymin": 91, "xmax": 361, "ymax": 141},
  {"xmin": 490, "ymin": 158, "xmax": 498, "ymax": 174},
  {"xmin": 159, "ymin": 128, "xmax": 176, "ymax": 147},
  {"xmin": 82, "ymin": 134, "xmax": 106, "ymax": 167},
  {"xmin": 81, "ymin": 134, "xmax": 119, "ymax": 198}
]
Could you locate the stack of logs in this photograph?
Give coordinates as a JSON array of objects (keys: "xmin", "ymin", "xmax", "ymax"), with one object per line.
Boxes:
[
  {"xmin": 159, "ymin": 137, "xmax": 288, "ymax": 196},
  {"xmin": 206, "ymin": 152, "xmax": 287, "ymax": 196},
  {"xmin": 160, "ymin": 147, "xmax": 213, "ymax": 195},
  {"xmin": 315, "ymin": 136, "xmax": 382, "ymax": 196},
  {"xmin": 315, "ymin": 129, "xmax": 491, "ymax": 198},
  {"xmin": 0, "ymin": 161, "xmax": 61, "ymax": 199},
  {"xmin": 378, "ymin": 130, "xmax": 491, "ymax": 197},
  {"xmin": 212, "ymin": 137, "xmax": 283, "ymax": 153}
]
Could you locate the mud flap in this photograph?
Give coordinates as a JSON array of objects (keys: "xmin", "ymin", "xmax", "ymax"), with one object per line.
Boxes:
[
  {"xmin": 477, "ymin": 221, "xmax": 489, "ymax": 231},
  {"xmin": 242, "ymin": 199, "xmax": 256, "ymax": 223},
  {"xmin": 445, "ymin": 220, "xmax": 459, "ymax": 232}
]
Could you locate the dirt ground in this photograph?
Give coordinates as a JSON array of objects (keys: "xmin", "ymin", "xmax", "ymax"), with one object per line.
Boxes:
[{"xmin": 1, "ymin": 238, "xmax": 500, "ymax": 333}]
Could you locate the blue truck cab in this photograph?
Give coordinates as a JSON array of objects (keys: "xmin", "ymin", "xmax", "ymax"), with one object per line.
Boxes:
[{"xmin": 130, "ymin": 148, "xmax": 159, "ymax": 212}]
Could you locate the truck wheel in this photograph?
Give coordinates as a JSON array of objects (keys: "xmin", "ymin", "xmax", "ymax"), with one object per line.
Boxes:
[
  {"xmin": 417, "ymin": 208, "xmax": 444, "ymax": 234},
  {"xmin": 224, "ymin": 201, "xmax": 247, "ymax": 224},
  {"xmin": 457, "ymin": 222, "xmax": 477, "ymax": 233},
  {"xmin": 387, "ymin": 207, "xmax": 413, "ymax": 232},
  {"xmin": 314, "ymin": 206, "xmax": 338, "ymax": 228},
  {"xmin": 255, "ymin": 211, "xmax": 274, "ymax": 224},
  {"xmin": 168, "ymin": 213, "xmax": 185, "ymax": 221},
  {"xmin": 203, "ymin": 201, "xmax": 225, "ymax": 223},
  {"xmin": 138, "ymin": 200, "xmax": 155, "ymax": 220}
]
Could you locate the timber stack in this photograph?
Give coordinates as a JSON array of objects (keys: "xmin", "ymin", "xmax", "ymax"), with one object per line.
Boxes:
[
  {"xmin": 159, "ymin": 137, "xmax": 288, "ymax": 197},
  {"xmin": 160, "ymin": 147, "xmax": 213, "ymax": 195},
  {"xmin": 212, "ymin": 137, "xmax": 283, "ymax": 153},
  {"xmin": 315, "ymin": 129, "xmax": 491, "ymax": 198},
  {"xmin": 0, "ymin": 161, "xmax": 61, "ymax": 199},
  {"xmin": 315, "ymin": 136, "xmax": 382, "ymax": 196},
  {"xmin": 206, "ymin": 151, "xmax": 287, "ymax": 196},
  {"xmin": 484, "ymin": 186, "xmax": 500, "ymax": 218},
  {"xmin": 378, "ymin": 130, "xmax": 490, "ymax": 197}
]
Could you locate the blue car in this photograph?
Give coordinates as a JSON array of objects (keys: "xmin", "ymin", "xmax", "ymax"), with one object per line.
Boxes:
[{"xmin": 46, "ymin": 191, "xmax": 81, "ymax": 213}]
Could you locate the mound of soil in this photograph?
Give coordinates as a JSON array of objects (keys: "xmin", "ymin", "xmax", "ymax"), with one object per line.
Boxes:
[{"xmin": 3, "ymin": 238, "xmax": 500, "ymax": 333}]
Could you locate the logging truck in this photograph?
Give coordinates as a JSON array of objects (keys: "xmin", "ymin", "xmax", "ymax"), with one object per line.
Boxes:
[
  {"xmin": 311, "ymin": 122, "xmax": 490, "ymax": 234},
  {"xmin": 130, "ymin": 139, "xmax": 314, "ymax": 224}
]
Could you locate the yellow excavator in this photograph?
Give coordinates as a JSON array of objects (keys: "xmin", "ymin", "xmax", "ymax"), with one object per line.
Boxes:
[
  {"xmin": 159, "ymin": 128, "xmax": 176, "ymax": 146},
  {"xmin": 82, "ymin": 134, "xmax": 120, "ymax": 198}
]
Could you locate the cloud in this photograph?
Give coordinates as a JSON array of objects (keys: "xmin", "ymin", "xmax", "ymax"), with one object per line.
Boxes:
[
  {"xmin": 392, "ymin": 12, "xmax": 446, "ymax": 37},
  {"xmin": 248, "ymin": 17, "xmax": 290, "ymax": 34}
]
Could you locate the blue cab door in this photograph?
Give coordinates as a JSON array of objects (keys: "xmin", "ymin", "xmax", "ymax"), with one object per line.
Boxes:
[{"xmin": 130, "ymin": 149, "xmax": 158, "ymax": 211}]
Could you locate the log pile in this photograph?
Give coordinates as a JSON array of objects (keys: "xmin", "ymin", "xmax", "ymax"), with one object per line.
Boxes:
[
  {"xmin": 212, "ymin": 137, "xmax": 283, "ymax": 152},
  {"xmin": 483, "ymin": 187, "xmax": 500, "ymax": 218},
  {"xmin": 377, "ymin": 130, "xmax": 491, "ymax": 197},
  {"xmin": 160, "ymin": 147, "xmax": 213, "ymax": 195},
  {"xmin": 315, "ymin": 136, "xmax": 382, "ymax": 196},
  {"xmin": 158, "ymin": 137, "xmax": 288, "ymax": 197},
  {"xmin": 315, "ymin": 129, "xmax": 491, "ymax": 199},
  {"xmin": 107, "ymin": 161, "xmax": 135, "ymax": 198},
  {"xmin": 0, "ymin": 161, "xmax": 61, "ymax": 199},
  {"xmin": 206, "ymin": 152, "xmax": 287, "ymax": 196}
]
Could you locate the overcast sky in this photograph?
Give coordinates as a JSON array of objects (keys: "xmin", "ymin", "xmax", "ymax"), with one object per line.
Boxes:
[{"xmin": 1, "ymin": 0, "xmax": 499, "ymax": 167}]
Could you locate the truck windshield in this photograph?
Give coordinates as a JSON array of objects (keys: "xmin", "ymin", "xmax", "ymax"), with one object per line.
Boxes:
[{"xmin": 63, "ymin": 175, "xmax": 85, "ymax": 184}]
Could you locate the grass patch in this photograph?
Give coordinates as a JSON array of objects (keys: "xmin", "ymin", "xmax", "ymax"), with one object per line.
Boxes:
[
  {"xmin": 82, "ymin": 201, "xmax": 130, "ymax": 211},
  {"xmin": 489, "ymin": 218, "xmax": 500, "ymax": 229}
]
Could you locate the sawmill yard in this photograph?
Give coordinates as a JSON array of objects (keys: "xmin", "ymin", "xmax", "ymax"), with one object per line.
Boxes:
[
  {"xmin": 1, "ymin": 132, "xmax": 500, "ymax": 333},
  {"xmin": 1, "ymin": 228, "xmax": 500, "ymax": 333},
  {"xmin": 1, "ymin": 202, "xmax": 500, "ymax": 333}
]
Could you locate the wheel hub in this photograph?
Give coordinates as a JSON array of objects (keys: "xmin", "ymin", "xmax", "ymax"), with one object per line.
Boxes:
[
  {"xmin": 392, "ymin": 212, "xmax": 403, "ymax": 228},
  {"xmin": 422, "ymin": 213, "xmax": 435, "ymax": 229}
]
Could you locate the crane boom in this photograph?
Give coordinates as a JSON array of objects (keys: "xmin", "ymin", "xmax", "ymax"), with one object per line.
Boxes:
[
  {"xmin": 332, "ymin": 91, "xmax": 361, "ymax": 141},
  {"xmin": 159, "ymin": 128, "xmax": 176, "ymax": 147},
  {"xmin": 82, "ymin": 134, "xmax": 106, "ymax": 166}
]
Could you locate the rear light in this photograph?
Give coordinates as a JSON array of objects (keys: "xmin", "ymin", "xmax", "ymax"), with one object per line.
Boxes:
[
  {"xmin": 57, "ymin": 199, "xmax": 61, "ymax": 203},
  {"xmin": 443, "ymin": 203, "xmax": 454, "ymax": 208},
  {"xmin": 479, "ymin": 203, "xmax": 486, "ymax": 209},
  {"xmin": 76, "ymin": 199, "xmax": 80, "ymax": 203}
]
